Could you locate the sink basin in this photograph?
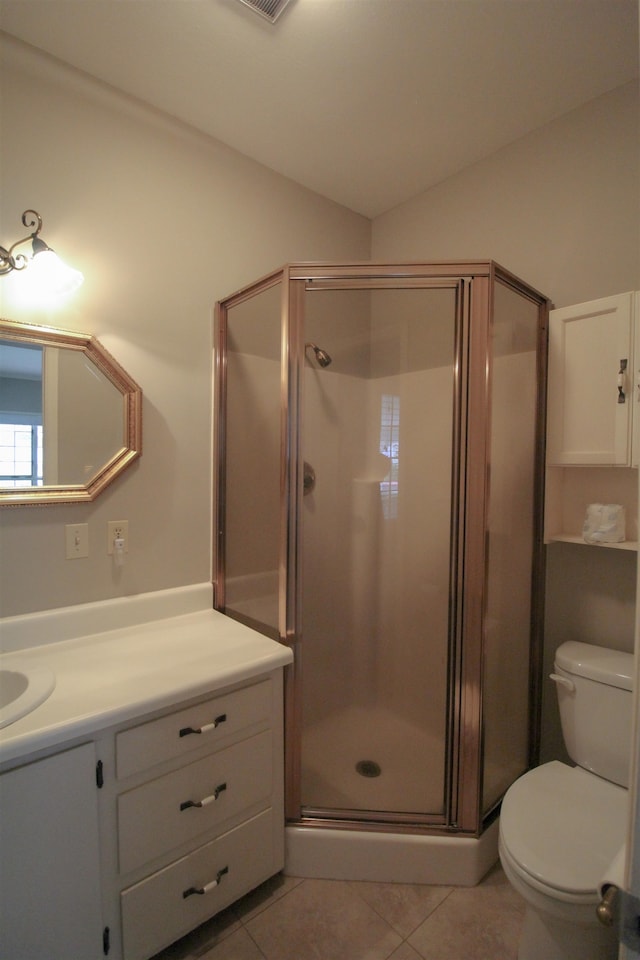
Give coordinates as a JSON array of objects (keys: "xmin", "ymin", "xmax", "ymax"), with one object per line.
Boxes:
[{"xmin": 0, "ymin": 663, "xmax": 56, "ymax": 729}]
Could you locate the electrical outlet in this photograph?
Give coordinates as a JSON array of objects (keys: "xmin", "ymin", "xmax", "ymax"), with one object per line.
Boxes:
[
  {"xmin": 65, "ymin": 523, "xmax": 89, "ymax": 559},
  {"xmin": 107, "ymin": 520, "xmax": 129, "ymax": 555}
]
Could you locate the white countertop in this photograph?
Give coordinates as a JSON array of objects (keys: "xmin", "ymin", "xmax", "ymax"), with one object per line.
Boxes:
[{"xmin": 0, "ymin": 603, "xmax": 292, "ymax": 767}]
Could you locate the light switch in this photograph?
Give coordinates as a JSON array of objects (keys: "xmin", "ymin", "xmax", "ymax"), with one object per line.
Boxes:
[{"xmin": 65, "ymin": 523, "xmax": 89, "ymax": 559}]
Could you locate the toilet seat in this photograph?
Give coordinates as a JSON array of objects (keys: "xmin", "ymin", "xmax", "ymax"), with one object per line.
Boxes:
[{"xmin": 499, "ymin": 761, "xmax": 627, "ymax": 902}]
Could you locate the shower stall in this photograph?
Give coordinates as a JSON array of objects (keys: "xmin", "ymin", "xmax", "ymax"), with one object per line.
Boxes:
[{"xmin": 214, "ymin": 261, "xmax": 548, "ymax": 883}]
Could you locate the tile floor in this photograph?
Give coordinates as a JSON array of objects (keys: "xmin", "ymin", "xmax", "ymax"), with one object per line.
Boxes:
[{"xmin": 152, "ymin": 862, "xmax": 526, "ymax": 960}]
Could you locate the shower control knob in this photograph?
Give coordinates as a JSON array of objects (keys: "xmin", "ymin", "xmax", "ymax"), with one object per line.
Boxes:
[{"xmin": 303, "ymin": 462, "xmax": 316, "ymax": 496}]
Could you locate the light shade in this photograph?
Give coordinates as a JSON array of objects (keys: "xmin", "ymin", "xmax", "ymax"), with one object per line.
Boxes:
[
  {"xmin": 26, "ymin": 248, "xmax": 84, "ymax": 298},
  {"xmin": 0, "ymin": 210, "xmax": 84, "ymax": 299}
]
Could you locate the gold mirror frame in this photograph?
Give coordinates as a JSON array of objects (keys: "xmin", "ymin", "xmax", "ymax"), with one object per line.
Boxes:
[{"xmin": 0, "ymin": 319, "xmax": 142, "ymax": 506}]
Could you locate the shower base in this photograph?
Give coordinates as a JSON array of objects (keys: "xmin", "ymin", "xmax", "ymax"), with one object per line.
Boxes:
[
  {"xmin": 285, "ymin": 820, "xmax": 499, "ymax": 886},
  {"xmin": 300, "ymin": 704, "xmax": 443, "ymax": 813},
  {"xmin": 289, "ymin": 703, "xmax": 499, "ymax": 885}
]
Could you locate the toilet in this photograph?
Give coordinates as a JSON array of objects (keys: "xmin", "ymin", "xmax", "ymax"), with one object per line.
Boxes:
[{"xmin": 499, "ymin": 640, "xmax": 633, "ymax": 960}]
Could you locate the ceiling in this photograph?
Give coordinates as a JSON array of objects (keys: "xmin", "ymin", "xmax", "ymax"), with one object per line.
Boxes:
[{"xmin": 0, "ymin": 0, "xmax": 638, "ymax": 218}]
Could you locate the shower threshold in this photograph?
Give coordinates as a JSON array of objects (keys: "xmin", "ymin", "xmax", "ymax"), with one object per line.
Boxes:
[{"xmin": 284, "ymin": 819, "xmax": 499, "ymax": 886}]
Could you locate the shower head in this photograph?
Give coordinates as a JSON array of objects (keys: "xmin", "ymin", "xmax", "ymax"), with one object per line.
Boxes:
[{"xmin": 305, "ymin": 342, "xmax": 332, "ymax": 368}]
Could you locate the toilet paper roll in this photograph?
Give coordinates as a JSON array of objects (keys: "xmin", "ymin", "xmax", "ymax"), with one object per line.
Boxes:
[
  {"xmin": 598, "ymin": 844, "xmax": 626, "ymax": 899},
  {"xmin": 583, "ymin": 503, "xmax": 626, "ymax": 544}
]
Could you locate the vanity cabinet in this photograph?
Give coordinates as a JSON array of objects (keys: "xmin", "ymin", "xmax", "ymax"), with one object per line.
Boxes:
[
  {"xmin": 0, "ymin": 742, "xmax": 103, "ymax": 960},
  {"xmin": 0, "ymin": 669, "xmax": 285, "ymax": 960},
  {"xmin": 545, "ymin": 292, "xmax": 639, "ymax": 549},
  {"xmin": 0, "ymin": 595, "xmax": 293, "ymax": 960},
  {"xmin": 103, "ymin": 670, "xmax": 285, "ymax": 960}
]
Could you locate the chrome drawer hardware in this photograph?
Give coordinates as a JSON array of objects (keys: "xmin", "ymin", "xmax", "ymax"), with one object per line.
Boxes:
[
  {"xmin": 182, "ymin": 866, "xmax": 229, "ymax": 899},
  {"xmin": 179, "ymin": 713, "xmax": 227, "ymax": 737},
  {"xmin": 180, "ymin": 782, "xmax": 227, "ymax": 811}
]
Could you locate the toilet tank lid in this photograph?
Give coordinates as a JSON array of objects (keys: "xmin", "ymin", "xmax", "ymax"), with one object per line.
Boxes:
[{"xmin": 555, "ymin": 641, "xmax": 633, "ymax": 691}]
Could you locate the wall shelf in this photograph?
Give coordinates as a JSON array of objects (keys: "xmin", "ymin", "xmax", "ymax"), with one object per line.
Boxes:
[
  {"xmin": 546, "ymin": 533, "xmax": 638, "ymax": 552},
  {"xmin": 544, "ymin": 465, "xmax": 638, "ymax": 553}
]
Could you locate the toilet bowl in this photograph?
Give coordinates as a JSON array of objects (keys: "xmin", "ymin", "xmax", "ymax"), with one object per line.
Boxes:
[
  {"xmin": 499, "ymin": 761, "xmax": 626, "ymax": 959},
  {"xmin": 499, "ymin": 641, "xmax": 633, "ymax": 960}
]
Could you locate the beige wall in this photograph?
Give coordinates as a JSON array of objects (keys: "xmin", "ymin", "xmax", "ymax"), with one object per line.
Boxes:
[
  {"xmin": 0, "ymin": 37, "xmax": 370, "ymax": 616},
  {"xmin": 372, "ymin": 81, "xmax": 640, "ymax": 762},
  {"xmin": 372, "ymin": 82, "xmax": 639, "ymax": 309}
]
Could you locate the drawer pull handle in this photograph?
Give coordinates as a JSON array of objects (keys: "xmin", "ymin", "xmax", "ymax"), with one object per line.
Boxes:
[
  {"xmin": 179, "ymin": 713, "xmax": 227, "ymax": 738},
  {"xmin": 180, "ymin": 782, "xmax": 227, "ymax": 811},
  {"xmin": 618, "ymin": 359, "xmax": 628, "ymax": 404},
  {"xmin": 182, "ymin": 866, "xmax": 229, "ymax": 899}
]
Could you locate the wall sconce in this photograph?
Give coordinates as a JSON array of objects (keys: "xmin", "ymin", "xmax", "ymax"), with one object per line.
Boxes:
[{"xmin": 0, "ymin": 209, "xmax": 83, "ymax": 297}]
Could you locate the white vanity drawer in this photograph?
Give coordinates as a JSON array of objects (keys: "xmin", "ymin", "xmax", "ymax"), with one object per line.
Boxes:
[
  {"xmin": 116, "ymin": 678, "xmax": 272, "ymax": 778},
  {"xmin": 121, "ymin": 808, "xmax": 275, "ymax": 960},
  {"xmin": 118, "ymin": 729, "xmax": 272, "ymax": 873}
]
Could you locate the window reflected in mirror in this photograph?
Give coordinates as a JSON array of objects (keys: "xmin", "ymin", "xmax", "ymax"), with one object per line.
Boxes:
[{"xmin": 0, "ymin": 320, "xmax": 142, "ymax": 506}]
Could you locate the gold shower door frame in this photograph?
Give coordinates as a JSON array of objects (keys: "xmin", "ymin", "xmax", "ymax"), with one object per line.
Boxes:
[{"xmin": 214, "ymin": 260, "xmax": 549, "ymax": 837}]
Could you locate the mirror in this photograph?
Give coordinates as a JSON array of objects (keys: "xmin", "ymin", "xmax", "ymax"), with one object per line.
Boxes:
[{"xmin": 0, "ymin": 319, "xmax": 142, "ymax": 505}]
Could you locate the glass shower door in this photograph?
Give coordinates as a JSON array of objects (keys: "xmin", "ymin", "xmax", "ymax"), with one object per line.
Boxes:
[
  {"xmin": 482, "ymin": 280, "xmax": 544, "ymax": 814},
  {"xmin": 299, "ymin": 283, "xmax": 460, "ymax": 821},
  {"xmin": 216, "ymin": 277, "xmax": 283, "ymax": 637}
]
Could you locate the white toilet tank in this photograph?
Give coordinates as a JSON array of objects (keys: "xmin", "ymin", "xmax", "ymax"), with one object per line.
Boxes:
[{"xmin": 553, "ymin": 641, "xmax": 634, "ymax": 788}]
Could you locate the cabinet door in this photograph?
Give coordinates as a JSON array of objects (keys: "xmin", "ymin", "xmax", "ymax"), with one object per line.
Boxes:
[
  {"xmin": 547, "ymin": 293, "xmax": 634, "ymax": 466},
  {"xmin": 0, "ymin": 743, "xmax": 103, "ymax": 960}
]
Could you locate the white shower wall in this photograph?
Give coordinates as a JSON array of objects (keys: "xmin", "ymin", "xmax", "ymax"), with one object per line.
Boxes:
[
  {"xmin": 301, "ymin": 361, "xmax": 454, "ymax": 813},
  {"xmin": 301, "ymin": 368, "xmax": 369, "ymax": 723},
  {"xmin": 374, "ymin": 366, "xmax": 452, "ymax": 737}
]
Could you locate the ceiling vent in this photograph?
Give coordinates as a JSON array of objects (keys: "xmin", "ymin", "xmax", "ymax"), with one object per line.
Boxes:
[{"xmin": 234, "ymin": 0, "xmax": 294, "ymax": 22}]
